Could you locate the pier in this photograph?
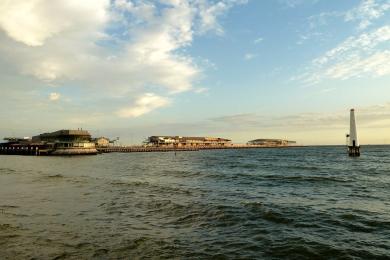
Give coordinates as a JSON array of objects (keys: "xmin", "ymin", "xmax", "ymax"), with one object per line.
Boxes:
[
  {"xmin": 0, "ymin": 144, "xmax": 302, "ymax": 156},
  {"xmin": 0, "ymin": 130, "xmax": 300, "ymax": 156},
  {"xmin": 97, "ymin": 145, "xmax": 301, "ymax": 153}
]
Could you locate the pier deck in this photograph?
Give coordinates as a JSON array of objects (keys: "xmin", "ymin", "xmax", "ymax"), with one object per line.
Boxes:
[{"xmin": 97, "ymin": 145, "xmax": 301, "ymax": 153}]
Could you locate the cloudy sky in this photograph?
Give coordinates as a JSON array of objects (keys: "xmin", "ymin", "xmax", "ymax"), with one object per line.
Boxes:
[{"xmin": 0, "ymin": 0, "xmax": 389, "ymax": 145}]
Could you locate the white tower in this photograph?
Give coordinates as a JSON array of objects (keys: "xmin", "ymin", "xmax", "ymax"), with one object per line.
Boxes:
[{"xmin": 347, "ymin": 108, "xmax": 360, "ymax": 156}]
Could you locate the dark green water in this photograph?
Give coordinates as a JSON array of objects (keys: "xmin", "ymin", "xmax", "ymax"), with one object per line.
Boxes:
[{"xmin": 1, "ymin": 146, "xmax": 390, "ymax": 259}]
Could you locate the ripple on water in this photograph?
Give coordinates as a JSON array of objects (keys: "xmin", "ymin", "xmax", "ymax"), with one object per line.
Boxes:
[{"xmin": 0, "ymin": 168, "xmax": 17, "ymax": 174}]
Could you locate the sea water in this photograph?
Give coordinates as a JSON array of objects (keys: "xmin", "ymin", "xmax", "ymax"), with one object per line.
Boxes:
[{"xmin": 0, "ymin": 146, "xmax": 389, "ymax": 259}]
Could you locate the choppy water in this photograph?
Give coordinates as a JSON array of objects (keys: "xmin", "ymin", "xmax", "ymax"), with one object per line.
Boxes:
[{"xmin": 1, "ymin": 146, "xmax": 390, "ymax": 259}]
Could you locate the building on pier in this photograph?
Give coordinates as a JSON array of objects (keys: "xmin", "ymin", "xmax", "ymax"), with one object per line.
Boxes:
[
  {"xmin": 146, "ymin": 136, "xmax": 232, "ymax": 147},
  {"xmin": 92, "ymin": 137, "xmax": 111, "ymax": 148},
  {"xmin": 0, "ymin": 130, "xmax": 97, "ymax": 155},
  {"xmin": 32, "ymin": 130, "xmax": 97, "ymax": 155}
]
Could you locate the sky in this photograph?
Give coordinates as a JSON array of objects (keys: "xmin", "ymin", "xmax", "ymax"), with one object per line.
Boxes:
[{"xmin": 0, "ymin": 0, "xmax": 389, "ymax": 145}]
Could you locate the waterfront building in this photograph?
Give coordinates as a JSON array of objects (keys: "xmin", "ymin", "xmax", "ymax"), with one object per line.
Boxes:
[
  {"xmin": 32, "ymin": 129, "xmax": 97, "ymax": 155},
  {"xmin": 147, "ymin": 136, "xmax": 232, "ymax": 147},
  {"xmin": 93, "ymin": 137, "xmax": 111, "ymax": 147},
  {"xmin": 247, "ymin": 139, "xmax": 296, "ymax": 146},
  {"xmin": 1, "ymin": 130, "xmax": 97, "ymax": 155}
]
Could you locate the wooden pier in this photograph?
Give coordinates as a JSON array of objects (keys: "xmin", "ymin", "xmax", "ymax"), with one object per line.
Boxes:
[{"xmin": 97, "ymin": 145, "xmax": 301, "ymax": 153}]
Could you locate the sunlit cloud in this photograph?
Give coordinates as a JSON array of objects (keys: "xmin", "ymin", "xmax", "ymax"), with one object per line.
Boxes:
[
  {"xmin": 0, "ymin": 0, "xmax": 109, "ymax": 46},
  {"xmin": 0, "ymin": 0, "xmax": 246, "ymax": 118},
  {"xmin": 49, "ymin": 92, "xmax": 61, "ymax": 101},
  {"xmin": 116, "ymin": 93, "xmax": 170, "ymax": 118}
]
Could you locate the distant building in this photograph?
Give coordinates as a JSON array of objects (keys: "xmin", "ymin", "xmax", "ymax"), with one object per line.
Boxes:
[
  {"xmin": 147, "ymin": 136, "xmax": 232, "ymax": 147},
  {"xmin": 247, "ymin": 139, "xmax": 296, "ymax": 146},
  {"xmin": 32, "ymin": 129, "xmax": 97, "ymax": 155},
  {"xmin": 1, "ymin": 130, "xmax": 97, "ymax": 155},
  {"xmin": 93, "ymin": 137, "xmax": 111, "ymax": 147}
]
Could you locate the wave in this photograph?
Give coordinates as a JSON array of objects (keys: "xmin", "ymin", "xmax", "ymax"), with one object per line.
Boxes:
[{"xmin": 261, "ymin": 174, "xmax": 349, "ymax": 183}]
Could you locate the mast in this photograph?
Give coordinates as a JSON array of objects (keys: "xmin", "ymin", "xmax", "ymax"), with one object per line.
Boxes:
[{"xmin": 347, "ymin": 108, "xmax": 360, "ymax": 156}]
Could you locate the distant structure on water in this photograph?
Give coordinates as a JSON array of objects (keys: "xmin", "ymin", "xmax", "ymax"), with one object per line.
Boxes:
[
  {"xmin": 346, "ymin": 109, "xmax": 360, "ymax": 157},
  {"xmin": 1, "ymin": 129, "xmax": 97, "ymax": 155},
  {"xmin": 92, "ymin": 137, "xmax": 112, "ymax": 148},
  {"xmin": 247, "ymin": 139, "xmax": 296, "ymax": 147},
  {"xmin": 1, "ymin": 131, "xmax": 300, "ymax": 155},
  {"xmin": 146, "ymin": 136, "xmax": 232, "ymax": 147},
  {"xmin": 32, "ymin": 130, "xmax": 98, "ymax": 155}
]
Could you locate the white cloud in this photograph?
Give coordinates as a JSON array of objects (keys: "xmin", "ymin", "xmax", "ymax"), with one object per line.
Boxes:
[
  {"xmin": 196, "ymin": 0, "xmax": 248, "ymax": 35},
  {"xmin": 0, "ymin": 0, "xmax": 109, "ymax": 46},
  {"xmin": 49, "ymin": 92, "xmax": 60, "ymax": 101},
  {"xmin": 278, "ymin": 0, "xmax": 318, "ymax": 8},
  {"xmin": 0, "ymin": 0, "xmax": 246, "ymax": 119},
  {"xmin": 278, "ymin": 0, "xmax": 304, "ymax": 8},
  {"xmin": 324, "ymin": 50, "xmax": 390, "ymax": 79},
  {"xmin": 345, "ymin": 0, "xmax": 390, "ymax": 30},
  {"xmin": 117, "ymin": 93, "xmax": 170, "ymax": 118},
  {"xmin": 306, "ymin": 1, "xmax": 389, "ymax": 32},
  {"xmin": 194, "ymin": 87, "xmax": 209, "ymax": 93},
  {"xmin": 254, "ymin": 37, "xmax": 263, "ymax": 44},
  {"xmin": 315, "ymin": 26, "xmax": 390, "ymax": 65},
  {"xmin": 244, "ymin": 53, "xmax": 256, "ymax": 60},
  {"xmin": 307, "ymin": 11, "xmax": 342, "ymax": 29},
  {"xmin": 114, "ymin": 0, "xmax": 134, "ymax": 11},
  {"xmin": 296, "ymin": 25, "xmax": 390, "ymax": 85}
]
